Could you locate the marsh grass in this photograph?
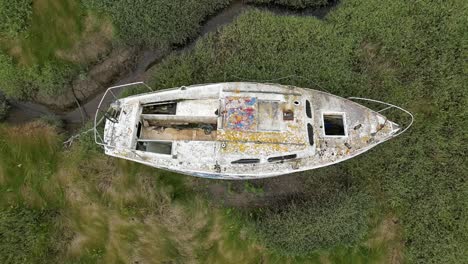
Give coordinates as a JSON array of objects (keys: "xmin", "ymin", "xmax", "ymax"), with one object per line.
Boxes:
[
  {"xmin": 253, "ymin": 190, "xmax": 374, "ymax": 255},
  {"xmin": 82, "ymin": 0, "xmax": 232, "ymax": 47},
  {"xmin": 0, "ymin": 0, "xmax": 32, "ymax": 38},
  {"xmin": 0, "ymin": 123, "xmax": 396, "ymax": 263},
  {"xmin": 0, "ymin": 0, "xmax": 233, "ymax": 98},
  {"xmin": 145, "ymin": 1, "xmax": 467, "ymax": 262},
  {"xmin": 0, "ymin": 122, "xmax": 63, "ymax": 208},
  {"xmin": 0, "ymin": 0, "xmax": 86, "ymax": 97},
  {"xmin": 0, "ymin": 206, "xmax": 58, "ymax": 264},
  {"xmin": 57, "ymin": 148, "xmax": 264, "ymax": 263},
  {"xmin": 14, "ymin": 0, "xmax": 84, "ymax": 65}
]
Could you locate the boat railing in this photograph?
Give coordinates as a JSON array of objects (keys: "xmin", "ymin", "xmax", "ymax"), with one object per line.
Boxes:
[
  {"xmin": 94, "ymin": 82, "xmax": 153, "ymax": 148},
  {"xmin": 347, "ymin": 97, "xmax": 414, "ymax": 140}
]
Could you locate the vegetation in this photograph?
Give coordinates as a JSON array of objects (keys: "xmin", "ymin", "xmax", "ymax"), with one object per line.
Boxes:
[
  {"xmin": 0, "ymin": 0, "xmax": 466, "ymax": 263},
  {"xmin": 0, "ymin": 207, "xmax": 58, "ymax": 264},
  {"xmin": 0, "ymin": 122, "xmax": 62, "ymax": 208},
  {"xmin": 0, "ymin": 92, "xmax": 9, "ymax": 120},
  {"xmin": 0, "ymin": 0, "xmax": 87, "ymax": 98},
  {"xmin": 255, "ymin": 186, "xmax": 373, "ymax": 255},
  {"xmin": 0, "ymin": 0, "xmax": 232, "ymax": 99},
  {"xmin": 0, "ymin": 0, "xmax": 32, "ymax": 38},
  {"xmin": 82, "ymin": 0, "xmax": 231, "ymax": 46},
  {"xmin": 144, "ymin": 0, "xmax": 467, "ymax": 262},
  {"xmin": 0, "ymin": 122, "xmax": 395, "ymax": 263}
]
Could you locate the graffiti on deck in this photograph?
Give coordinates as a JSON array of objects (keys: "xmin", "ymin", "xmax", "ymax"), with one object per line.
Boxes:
[{"xmin": 224, "ymin": 97, "xmax": 257, "ymax": 131}]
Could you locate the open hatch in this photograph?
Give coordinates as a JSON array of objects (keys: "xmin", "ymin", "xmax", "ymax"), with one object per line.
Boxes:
[{"xmin": 137, "ymin": 101, "xmax": 218, "ymax": 142}]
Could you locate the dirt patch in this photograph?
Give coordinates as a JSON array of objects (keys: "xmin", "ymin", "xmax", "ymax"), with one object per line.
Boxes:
[
  {"xmin": 357, "ymin": 41, "xmax": 396, "ymax": 77},
  {"xmin": 199, "ymin": 173, "xmax": 309, "ymax": 208},
  {"xmin": 367, "ymin": 215, "xmax": 404, "ymax": 264},
  {"xmin": 5, "ymin": 120, "xmax": 57, "ymax": 137}
]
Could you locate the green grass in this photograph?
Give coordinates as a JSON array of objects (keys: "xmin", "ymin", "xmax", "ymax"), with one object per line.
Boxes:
[
  {"xmin": 0, "ymin": 122, "xmax": 63, "ymax": 208},
  {"xmin": 0, "ymin": 0, "xmax": 466, "ymax": 262},
  {"xmin": 0, "ymin": 0, "xmax": 32, "ymax": 38},
  {"xmin": 0, "ymin": 0, "xmax": 86, "ymax": 98},
  {"xmin": 82, "ymin": 0, "xmax": 232, "ymax": 47},
  {"xmin": 0, "ymin": 0, "xmax": 233, "ymax": 99},
  {"xmin": 0, "ymin": 123, "xmax": 391, "ymax": 263},
  {"xmin": 254, "ymin": 188, "xmax": 373, "ymax": 255},
  {"xmin": 14, "ymin": 0, "xmax": 84, "ymax": 65},
  {"xmin": 143, "ymin": 1, "xmax": 467, "ymax": 262},
  {"xmin": 0, "ymin": 206, "xmax": 59, "ymax": 264}
]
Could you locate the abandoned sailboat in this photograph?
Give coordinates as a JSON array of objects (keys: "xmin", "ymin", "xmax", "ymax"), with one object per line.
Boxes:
[{"xmin": 95, "ymin": 82, "xmax": 412, "ymax": 179}]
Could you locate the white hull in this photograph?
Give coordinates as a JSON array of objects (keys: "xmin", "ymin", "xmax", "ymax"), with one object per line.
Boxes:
[{"xmin": 97, "ymin": 82, "xmax": 405, "ymax": 179}]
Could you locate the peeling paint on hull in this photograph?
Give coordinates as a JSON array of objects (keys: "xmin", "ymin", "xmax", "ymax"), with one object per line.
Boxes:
[{"xmin": 98, "ymin": 82, "xmax": 402, "ymax": 179}]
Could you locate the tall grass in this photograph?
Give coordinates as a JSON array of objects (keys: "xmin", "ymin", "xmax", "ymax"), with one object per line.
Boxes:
[
  {"xmin": 0, "ymin": 0, "xmax": 32, "ymax": 38},
  {"xmin": 15, "ymin": 0, "xmax": 84, "ymax": 65},
  {"xmin": 0, "ymin": 0, "xmax": 233, "ymax": 98},
  {"xmin": 254, "ymin": 189, "xmax": 373, "ymax": 255},
  {"xmin": 0, "ymin": 123, "xmax": 392, "ymax": 263},
  {"xmin": 145, "ymin": 1, "xmax": 467, "ymax": 262},
  {"xmin": 0, "ymin": 122, "xmax": 64, "ymax": 264},
  {"xmin": 0, "ymin": 122, "xmax": 62, "ymax": 208},
  {"xmin": 0, "ymin": 0, "xmax": 86, "ymax": 98},
  {"xmin": 0, "ymin": 206, "xmax": 59, "ymax": 264},
  {"xmin": 82, "ymin": 0, "xmax": 232, "ymax": 47},
  {"xmin": 51, "ymin": 142, "xmax": 267, "ymax": 263}
]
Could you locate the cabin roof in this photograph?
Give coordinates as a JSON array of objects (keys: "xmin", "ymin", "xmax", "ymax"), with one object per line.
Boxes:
[{"xmin": 217, "ymin": 93, "xmax": 308, "ymax": 155}]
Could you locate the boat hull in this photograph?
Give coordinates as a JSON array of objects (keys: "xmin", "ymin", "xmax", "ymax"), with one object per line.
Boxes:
[{"xmin": 99, "ymin": 82, "xmax": 401, "ymax": 179}]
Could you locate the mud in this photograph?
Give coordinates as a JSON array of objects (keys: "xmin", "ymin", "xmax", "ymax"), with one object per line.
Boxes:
[
  {"xmin": 199, "ymin": 174, "xmax": 309, "ymax": 208},
  {"xmin": 35, "ymin": 47, "xmax": 139, "ymax": 110}
]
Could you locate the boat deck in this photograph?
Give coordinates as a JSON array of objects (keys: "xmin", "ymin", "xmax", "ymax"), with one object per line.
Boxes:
[
  {"xmin": 140, "ymin": 126, "xmax": 217, "ymax": 141},
  {"xmin": 101, "ymin": 82, "xmax": 401, "ymax": 179}
]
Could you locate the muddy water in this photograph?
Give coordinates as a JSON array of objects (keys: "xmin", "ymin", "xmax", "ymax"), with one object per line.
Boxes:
[{"xmin": 6, "ymin": 1, "xmax": 337, "ymax": 132}]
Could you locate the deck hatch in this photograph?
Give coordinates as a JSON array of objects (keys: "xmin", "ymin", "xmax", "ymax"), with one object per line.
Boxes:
[
  {"xmin": 136, "ymin": 141, "xmax": 172, "ymax": 155},
  {"xmin": 142, "ymin": 102, "xmax": 177, "ymax": 115},
  {"xmin": 323, "ymin": 113, "xmax": 346, "ymax": 136},
  {"xmin": 258, "ymin": 100, "xmax": 281, "ymax": 131}
]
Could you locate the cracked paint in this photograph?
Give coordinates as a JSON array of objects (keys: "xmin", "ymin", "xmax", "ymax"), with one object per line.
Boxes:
[{"xmin": 101, "ymin": 82, "xmax": 400, "ymax": 179}]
